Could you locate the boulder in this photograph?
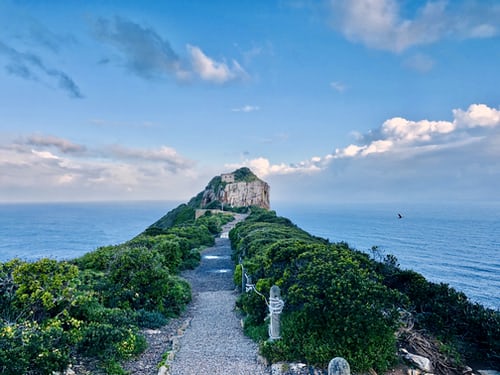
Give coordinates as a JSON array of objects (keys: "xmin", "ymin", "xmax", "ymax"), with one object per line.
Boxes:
[{"xmin": 400, "ymin": 348, "xmax": 433, "ymax": 372}]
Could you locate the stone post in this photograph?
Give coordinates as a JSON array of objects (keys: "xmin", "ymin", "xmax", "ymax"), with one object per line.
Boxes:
[
  {"xmin": 328, "ymin": 357, "xmax": 350, "ymax": 375},
  {"xmin": 240, "ymin": 263, "xmax": 245, "ymax": 293},
  {"xmin": 268, "ymin": 285, "xmax": 284, "ymax": 341}
]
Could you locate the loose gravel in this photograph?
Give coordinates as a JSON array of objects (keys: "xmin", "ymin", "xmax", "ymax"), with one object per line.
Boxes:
[
  {"xmin": 125, "ymin": 213, "xmax": 269, "ymax": 375},
  {"xmin": 168, "ymin": 290, "xmax": 267, "ymax": 375}
]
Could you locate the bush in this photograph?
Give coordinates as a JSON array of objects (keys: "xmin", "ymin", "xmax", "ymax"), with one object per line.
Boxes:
[
  {"xmin": 12, "ymin": 259, "xmax": 79, "ymax": 322},
  {"xmin": 78, "ymin": 321, "xmax": 146, "ymax": 361},
  {"xmin": 135, "ymin": 309, "xmax": 168, "ymax": 328},
  {"xmin": 0, "ymin": 320, "xmax": 71, "ymax": 375},
  {"xmin": 104, "ymin": 246, "xmax": 192, "ymax": 314},
  {"xmin": 233, "ymin": 209, "xmax": 500, "ymax": 371},
  {"xmin": 232, "ymin": 210, "xmax": 405, "ymax": 372},
  {"xmin": 385, "ymin": 269, "xmax": 500, "ymax": 364}
]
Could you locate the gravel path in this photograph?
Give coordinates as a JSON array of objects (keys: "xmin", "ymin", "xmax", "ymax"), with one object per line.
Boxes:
[{"xmin": 168, "ymin": 214, "xmax": 268, "ymax": 375}]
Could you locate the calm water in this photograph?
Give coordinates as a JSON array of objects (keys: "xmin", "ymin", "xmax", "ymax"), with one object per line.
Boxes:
[
  {"xmin": 0, "ymin": 201, "xmax": 177, "ymax": 262},
  {"xmin": 0, "ymin": 201, "xmax": 498, "ymax": 310},
  {"xmin": 273, "ymin": 201, "xmax": 500, "ymax": 310}
]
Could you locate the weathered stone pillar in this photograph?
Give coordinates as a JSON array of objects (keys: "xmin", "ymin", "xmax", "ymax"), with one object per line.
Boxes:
[
  {"xmin": 268, "ymin": 285, "xmax": 284, "ymax": 341},
  {"xmin": 328, "ymin": 357, "xmax": 350, "ymax": 375},
  {"xmin": 240, "ymin": 263, "xmax": 245, "ymax": 293}
]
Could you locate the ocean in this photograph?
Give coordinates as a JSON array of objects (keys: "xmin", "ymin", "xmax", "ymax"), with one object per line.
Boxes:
[
  {"xmin": 0, "ymin": 201, "xmax": 498, "ymax": 310},
  {"xmin": 0, "ymin": 201, "xmax": 178, "ymax": 262},
  {"xmin": 273, "ymin": 201, "xmax": 500, "ymax": 310}
]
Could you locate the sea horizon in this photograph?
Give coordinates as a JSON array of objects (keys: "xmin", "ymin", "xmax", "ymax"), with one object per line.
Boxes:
[{"xmin": 0, "ymin": 200, "xmax": 498, "ymax": 310}]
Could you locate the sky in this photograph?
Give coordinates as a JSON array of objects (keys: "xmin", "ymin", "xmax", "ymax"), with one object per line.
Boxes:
[{"xmin": 0, "ymin": 0, "xmax": 499, "ymax": 204}]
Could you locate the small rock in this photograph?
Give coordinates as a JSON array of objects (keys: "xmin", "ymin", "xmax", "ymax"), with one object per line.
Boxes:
[
  {"xmin": 157, "ymin": 365, "xmax": 168, "ymax": 375},
  {"xmin": 144, "ymin": 329, "xmax": 161, "ymax": 335},
  {"xmin": 400, "ymin": 348, "xmax": 433, "ymax": 373},
  {"xmin": 171, "ymin": 336, "xmax": 180, "ymax": 351},
  {"xmin": 271, "ymin": 362, "xmax": 315, "ymax": 375}
]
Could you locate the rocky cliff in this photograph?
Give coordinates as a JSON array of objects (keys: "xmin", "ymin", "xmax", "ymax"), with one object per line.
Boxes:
[
  {"xmin": 149, "ymin": 168, "xmax": 269, "ymax": 230},
  {"xmin": 201, "ymin": 168, "xmax": 270, "ymax": 210}
]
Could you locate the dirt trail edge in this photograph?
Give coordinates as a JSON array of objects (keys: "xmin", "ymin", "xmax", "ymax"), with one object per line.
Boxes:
[{"xmin": 125, "ymin": 214, "xmax": 268, "ymax": 375}]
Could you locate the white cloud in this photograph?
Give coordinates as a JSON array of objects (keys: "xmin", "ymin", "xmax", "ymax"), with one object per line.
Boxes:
[
  {"xmin": 330, "ymin": 81, "xmax": 346, "ymax": 92},
  {"xmin": 0, "ymin": 135, "xmax": 199, "ymax": 201},
  {"xmin": 232, "ymin": 105, "xmax": 260, "ymax": 112},
  {"xmin": 382, "ymin": 117, "xmax": 455, "ymax": 142},
  {"xmin": 231, "ymin": 103, "xmax": 500, "ymax": 180},
  {"xmin": 328, "ymin": 0, "xmax": 499, "ymax": 52},
  {"xmin": 226, "ymin": 156, "xmax": 322, "ymax": 178},
  {"xmin": 187, "ymin": 45, "xmax": 248, "ymax": 84},
  {"xmin": 361, "ymin": 139, "xmax": 393, "ymax": 155},
  {"xmin": 453, "ymin": 104, "xmax": 500, "ymax": 128},
  {"xmin": 335, "ymin": 144, "xmax": 365, "ymax": 158},
  {"xmin": 31, "ymin": 149, "xmax": 59, "ymax": 160}
]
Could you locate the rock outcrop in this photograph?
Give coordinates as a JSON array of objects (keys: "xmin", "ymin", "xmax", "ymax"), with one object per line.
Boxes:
[
  {"xmin": 149, "ymin": 168, "xmax": 269, "ymax": 230},
  {"xmin": 200, "ymin": 168, "xmax": 270, "ymax": 210}
]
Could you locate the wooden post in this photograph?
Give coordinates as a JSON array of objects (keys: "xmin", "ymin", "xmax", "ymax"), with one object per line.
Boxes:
[
  {"xmin": 328, "ymin": 357, "xmax": 350, "ymax": 375},
  {"xmin": 268, "ymin": 285, "xmax": 284, "ymax": 341}
]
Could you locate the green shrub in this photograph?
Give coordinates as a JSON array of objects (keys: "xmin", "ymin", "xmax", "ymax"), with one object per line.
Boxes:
[
  {"xmin": 78, "ymin": 321, "xmax": 145, "ymax": 360},
  {"xmin": 233, "ymin": 208, "xmax": 500, "ymax": 370},
  {"xmin": 0, "ymin": 320, "xmax": 71, "ymax": 375},
  {"xmin": 385, "ymin": 269, "xmax": 500, "ymax": 364},
  {"xmin": 148, "ymin": 203, "xmax": 196, "ymax": 230},
  {"xmin": 105, "ymin": 246, "xmax": 175, "ymax": 312},
  {"xmin": 73, "ymin": 245, "xmax": 120, "ymax": 271},
  {"xmin": 12, "ymin": 258, "xmax": 79, "ymax": 322},
  {"xmin": 0, "ymin": 259, "xmax": 22, "ymax": 322},
  {"xmin": 161, "ymin": 276, "xmax": 191, "ymax": 316},
  {"xmin": 233, "ymin": 264, "xmax": 243, "ymax": 291},
  {"xmin": 135, "ymin": 309, "xmax": 168, "ymax": 328},
  {"xmin": 280, "ymin": 247, "xmax": 399, "ymax": 370},
  {"xmin": 232, "ymin": 210, "xmax": 402, "ymax": 372}
]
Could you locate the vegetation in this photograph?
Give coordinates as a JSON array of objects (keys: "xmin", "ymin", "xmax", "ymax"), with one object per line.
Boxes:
[
  {"xmin": 2, "ymin": 193, "xmax": 498, "ymax": 374},
  {"xmin": 232, "ymin": 167, "xmax": 258, "ymax": 182},
  {"xmin": 0, "ymin": 211, "xmax": 233, "ymax": 375},
  {"xmin": 230, "ymin": 208, "xmax": 500, "ymax": 372}
]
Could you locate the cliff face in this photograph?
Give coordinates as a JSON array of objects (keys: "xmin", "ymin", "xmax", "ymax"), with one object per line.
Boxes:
[
  {"xmin": 149, "ymin": 167, "xmax": 269, "ymax": 230},
  {"xmin": 201, "ymin": 168, "xmax": 270, "ymax": 210}
]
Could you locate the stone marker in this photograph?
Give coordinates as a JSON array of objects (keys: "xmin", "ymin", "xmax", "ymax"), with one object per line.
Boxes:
[
  {"xmin": 269, "ymin": 285, "xmax": 284, "ymax": 341},
  {"xmin": 328, "ymin": 357, "xmax": 350, "ymax": 375}
]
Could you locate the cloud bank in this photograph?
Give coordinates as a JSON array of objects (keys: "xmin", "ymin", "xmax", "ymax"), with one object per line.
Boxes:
[
  {"xmin": 230, "ymin": 103, "xmax": 500, "ymax": 178},
  {"xmin": 2, "ymin": 104, "xmax": 498, "ymax": 202},
  {"xmin": 0, "ymin": 135, "xmax": 199, "ymax": 201}
]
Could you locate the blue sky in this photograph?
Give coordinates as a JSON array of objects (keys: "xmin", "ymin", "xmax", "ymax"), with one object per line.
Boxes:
[{"xmin": 0, "ymin": 0, "xmax": 499, "ymax": 203}]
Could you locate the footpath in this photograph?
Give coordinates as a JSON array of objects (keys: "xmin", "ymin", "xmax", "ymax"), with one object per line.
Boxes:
[
  {"xmin": 125, "ymin": 214, "xmax": 268, "ymax": 375},
  {"xmin": 169, "ymin": 213, "xmax": 267, "ymax": 375}
]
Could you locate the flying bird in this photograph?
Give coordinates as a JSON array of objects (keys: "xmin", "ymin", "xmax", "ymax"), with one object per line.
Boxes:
[{"xmin": 398, "ymin": 213, "xmax": 403, "ymax": 219}]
